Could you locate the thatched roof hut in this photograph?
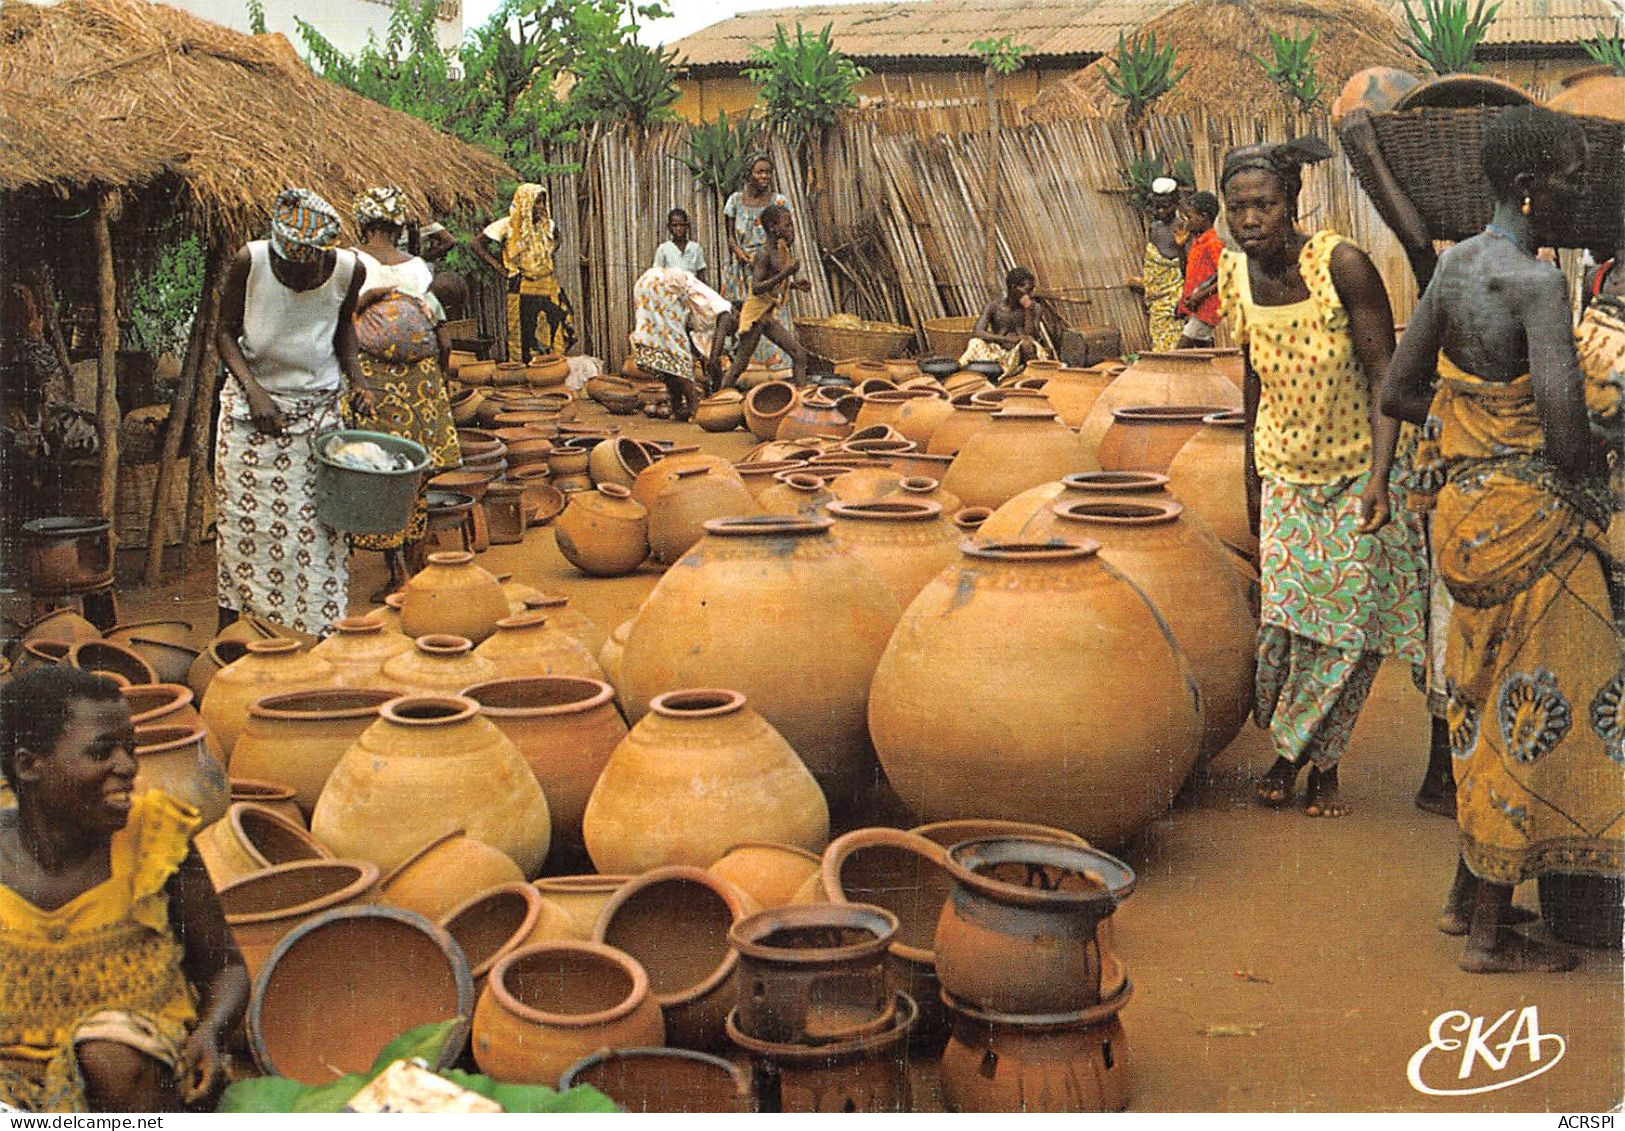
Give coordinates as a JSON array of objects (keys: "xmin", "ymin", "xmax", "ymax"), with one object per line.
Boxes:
[
  {"xmin": 0, "ymin": 0, "xmax": 512, "ymax": 242},
  {"xmin": 1026, "ymin": 0, "xmax": 1421, "ymax": 123}
]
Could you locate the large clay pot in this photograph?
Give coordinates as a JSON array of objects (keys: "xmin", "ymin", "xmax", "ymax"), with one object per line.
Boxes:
[
  {"xmin": 1052, "ymin": 499, "xmax": 1255, "ymax": 761},
  {"xmin": 890, "ymin": 451, "xmax": 956, "ymax": 483},
  {"xmin": 519, "ymin": 594, "xmax": 609, "ymax": 660},
  {"xmin": 892, "ymin": 391, "xmax": 954, "ymax": 447},
  {"xmin": 593, "ymin": 866, "xmax": 758, "ymax": 1050},
  {"xmin": 695, "ymin": 389, "xmax": 747, "ymax": 433},
  {"xmin": 583, "ymin": 689, "xmax": 829, "ymax": 874},
  {"xmin": 735, "ymin": 460, "xmax": 809, "ymax": 500},
  {"xmin": 106, "ymin": 621, "xmax": 199, "ymax": 685},
  {"xmin": 196, "ymin": 801, "xmax": 331, "ymax": 888},
  {"xmin": 248, "ymin": 905, "xmax": 474, "ymax": 1084},
  {"xmin": 555, "ymin": 484, "xmax": 649, "ymax": 577},
  {"xmin": 757, "ymin": 472, "xmax": 837, "ymax": 518},
  {"xmin": 934, "ymin": 837, "xmax": 1135, "ymax": 1015},
  {"xmin": 439, "ymin": 882, "xmax": 576, "ymax": 988},
  {"xmin": 777, "ymin": 390, "xmax": 851, "ymax": 441},
  {"xmin": 133, "ymin": 724, "xmax": 230, "ymax": 827},
  {"xmin": 473, "ymin": 941, "xmax": 666, "ymax": 1085},
  {"xmin": 219, "ymin": 858, "xmax": 381, "ymax": 978},
  {"xmin": 233, "ymin": 688, "xmax": 397, "ymax": 817},
  {"xmin": 630, "ymin": 449, "xmax": 745, "ymax": 511},
  {"xmin": 399, "ymin": 551, "xmax": 510, "ymax": 645},
  {"xmin": 1078, "ymin": 351, "xmax": 1242, "ymax": 456},
  {"xmin": 708, "ymin": 842, "xmax": 823, "ymax": 911},
  {"xmin": 1096, "ymin": 404, "xmax": 1230, "ymax": 474},
  {"xmin": 187, "ymin": 639, "xmax": 248, "ymax": 704},
  {"xmin": 618, "ymin": 517, "xmax": 901, "ymax": 815},
  {"xmin": 532, "ymin": 875, "xmax": 635, "ymax": 941},
  {"xmin": 1166, "ymin": 409, "xmax": 1256, "ymax": 559},
  {"xmin": 560, "ymin": 1047, "xmax": 755, "ymax": 1113},
  {"xmin": 828, "ymin": 464, "xmax": 904, "ymax": 505},
  {"xmin": 824, "ymin": 500, "xmax": 961, "ymax": 609},
  {"xmin": 13, "ymin": 639, "xmax": 70, "ymax": 676},
  {"xmin": 941, "ymin": 405, "xmax": 1097, "ymax": 510},
  {"xmin": 463, "ymin": 676, "xmax": 626, "ymax": 863},
  {"xmin": 378, "ymin": 828, "xmax": 527, "ymax": 921},
  {"xmin": 20, "ymin": 608, "xmax": 102, "ymax": 647},
  {"xmin": 309, "ymin": 617, "xmax": 413, "ymax": 689},
  {"xmin": 68, "ymin": 640, "xmax": 156, "ymax": 686},
  {"xmin": 588, "ymin": 437, "xmax": 656, "ymax": 490},
  {"xmin": 1547, "ymin": 64, "xmax": 1625, "ymax": 122},
  {"xmin": 380, "ymin": 634, "xmax": 498, "ymax": 698},
  {"xmin": 473, "ymin": 612, "xmax": 605, "ymax": 682},
  {"xmin": 744, "ymin": 382, "xmax": 799, "ymax": 441},
  {"xmin": 978, "ymin": 470, "xmax": 1177, "ymax": 543},
  {"xmin": 312, "ymin": 695, "xmax": 553, "ymax": 877},
  {"xmin": 852, "ymin": 390, "xmax": 917, "ymax": 433},
  {"xmin": 729, "ymin": 903, "xmax": 898, "ymax": 1046},
  {"xmin": 121, "ymin": 683, "xmax": 214, "ymax": 754},
  {"xmin": 888, "ymin": 475, "xmax": 961, "ymax": 518},
  {"xmin": 868, "ymin": 541, "xmax": 1203, "ymax": 846},
  {"xmin": 600, "ymin": 620, "xmax": 632, "ymax": 703},
  {"xmin": 1041, "ymin": 366, "xmax": 1116, "ymax": 429},
  {"xmin": 725, "ymin": 992, "xmax": 916, "ymax": 1112},
  {"xmin": 648, "ymin": 467, "xmax": 760, "ymax": 565}
]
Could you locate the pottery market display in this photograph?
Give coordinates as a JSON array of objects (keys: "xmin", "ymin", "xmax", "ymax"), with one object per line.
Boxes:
[
  {"xmin": 940, "ymin": 405, "xmax": 1097, "ymax": 510},
  {"xmin": 472, "ymin": 941, "xmax": 667, "ymax": 1085},
  {"xmin": 309, "ymin": 616, "xmax": 413, "ymax": 689},
  {"xmin": 379, "ymin": 634, "xmax": 498, "ymax": 698},
  {"xmin": 824, "ymin": 500, "xmax": 961, "ymax": 610},
  {"xmin": 892, "ymin": 391, "xmax": 954, "ymax": 448},
  {"xmin": 1165, "ymin": 409, "xmax": 1257, "ymax": 560},
  {"xmin": 725, "ymin": 992, "xmax": 915, "ymax": 1113},
  {"xmin": 559, "ymin": 1048, "xmax": 755, "ymax": 1113},
  {"xmin": 776, "ymin": 389, "xmax": 851, "ymax": 442},
  {"xmin": 756, "ymin": 472, "xmax": 837, "ymax": 518},
  {"xmin": 735, "ymin": 460, "xmax": 810, "ymax": 500},
  {"xmin": 629, "ymin": 448, "xmax": 743, "ymax": 511},
  {"xmin": 583, "ymin": 689, "xmax": 828, "ymax": 875},
  {"xmin": 868, "ymin": 541, "xmax": 1203, "ymax": 847},
  {"xmin": 588, "ymin": 436, "xmax": 657, "ymax": 490},
  {"xmin": 1077, "ymin": 350, "xmax": 1242, "ymax": 456},
  {"xmin": 219, "ymin": 858, "xmax": 381, "ymax": 978},
  {"xmin": 708, "ymin": 842, "xmax": 824, "ymax": 911},
  {"xmin": 1096, "ymin": 404, "xmax": 1232, "ymax": 474},
  {"xmin": 248, "ymin": 905, "xmax": 474, "ymax": 1083},
  {"xmin": 196, "ymin": 801, "xmax": 331, "ymax": 889},
  {"xmin": 532, "ymin": 875, "xmax": 635, "ymax": 941},
  {"xmin": 473, "ymin": 612, "xmax": 606, "ymax": 683},
  {"xmin": 1040, "ymin": 366, "xmax": 1117, "ymax": 430},
  {"xmin": 977, "ymin": 470, "xmax": 1177, "ymax": 543},
  {"xmin": 399, "ymin": 551, "xmax": 510, "ymax": 645},
  {"xmin": 463, "ymin": 676, "xmax": 627, "ymax": 864},
  {"xmin": 312, "ymin": 695, "xmax": 552, "ymax": 877},
  {"xmin": 593, "ymin": 866, "xmax": 759, "ymax": 1051},
  {"xmin": 439, "ymin": 882, "xmax": 576, "ymax": 989},
  {"xmin": 133, "ymin": 724, "xmax": 230, "ymax": 828},
  {"xmin": 617, "ymin": 517, "xmax": 900, "ymax": 815},
  {"xmin": 555, "ymin": 484, "xmax": 649, "ymax": 577},
  {"xmin": 378, "ymin": 828, "xmax": 527, "ymax": 922},
  {"xmin": 520, "ymin": 594, "xmax": 609, "ymax": 660},
  {"xmin": 647, "ymin": 467, "xmax": 759, "ymax": 566},
  {"xmin": 233, "ymin": 688, "xmax": 398, "ymax": 817}
]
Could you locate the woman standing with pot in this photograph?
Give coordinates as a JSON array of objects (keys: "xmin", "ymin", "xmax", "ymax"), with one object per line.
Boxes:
[
  {"xmin": 722, "ymin": 155, "xmax": 793, "ymax": 370},
  {"xmin": 473, "ymin": 184, "xmax": 577, "ymax": 364},
  {"xmin": 1217, "ymin": 140, "xmax": 1428, "ymax": 819}
]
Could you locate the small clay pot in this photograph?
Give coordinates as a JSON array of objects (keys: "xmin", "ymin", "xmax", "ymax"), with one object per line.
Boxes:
[
  {"xmin": 744, "ymin": 382, "xmax": 798, "ymax": 441},
  {"xmin": 220, "ymin": 858, "xmax": 381, "ymax": 979},
  {"xmin": 378, "ymin": 828, "xmax": 527, "ymax": 922},
  {"xmin": 560, "ymin": 1047, "xmax": 755, "ymax": 1112},
  {"xmin": 724, "ymin": 992, "xmax": 916, "ymax": 1113},
  {"xmin": 555, "ymin": 484, "xmax": 649, "ymax": 577},
  {"xmin": 308, "ymin": 616, "xmax": 413, "ymax": 689},
  {"xmin": 695, "ymin": 390, "xmax": 747, "ymax": 434},
  {"xmin": 229, "ymin": 779, "xmax": 305, "ymax": 827},
  {"xmin": 532, "ymin": 874, "xmax": 635, "ymax": 941},
  {"xmin": 196, "ymin": 801, "xmax": 331, "ymax": 889},
  {"xmin": 133, "ymin": 723, "xmax": 230, "ymax": 827},
  {"xmin": 729, "ymin": 902, "xmax": 899, "ymax": 1045}
]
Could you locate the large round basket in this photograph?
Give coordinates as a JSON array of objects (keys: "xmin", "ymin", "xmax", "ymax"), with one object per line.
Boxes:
[
  {"xmin": 314, "ymin": 430, "xmax": 432, "ymax": 535},
  {"xmin": 795, "ymin": 318, "xmax": 914, "ymax": 363},
  {"xmin": 922, "ymin": 316, "xmax": 978, "ymax": 360}
]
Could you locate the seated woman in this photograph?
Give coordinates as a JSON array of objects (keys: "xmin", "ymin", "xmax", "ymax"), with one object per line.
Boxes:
[
  {"xmin": 630, "ymin": 266, "xmax": 739, "ymax": 421},
  {"xmin": 959, "ymin": 267, "xmax": 1063, "ymax": 379},
  {"xmin": 0, "ymin": 668, "xmax": 247, "ymax": 1111}
]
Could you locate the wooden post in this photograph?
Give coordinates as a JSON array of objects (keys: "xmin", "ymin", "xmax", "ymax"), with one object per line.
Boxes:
[
  {"xmin": 143, "ymin": 252, "xmax": 223, "ymax": 583},
  {"xmin": 183, "ymin": 247, "xmax": 226, "ymax": 570},
  {"xmin": 983, "ymin": 64, "xmax": 1000, "ymax": 287},
  {"xmin": 92, "ymin": 191, "xmax": 120, "ymax": 521}
]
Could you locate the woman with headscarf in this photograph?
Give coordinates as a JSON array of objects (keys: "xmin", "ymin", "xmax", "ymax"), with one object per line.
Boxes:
[
  {"xmin": 1217, "ymin": 138, "xmax": 1428, "ymax": 820},
  {"xmin": 1384, "ymin": 106, "xmax": 1617, "ymax": 974},
  {"xmin": 1138, "ymin": 177, "xmax": 1187, "ymax": 352},
  {"xmin": 214, "ymin": 188, "xmax": 369, "ymax": 637},
  {"xmin": 473, "ymin": 184, "xmax": 577, "ymax": 363},
  {"xmin": 722, "ymin": 154, "xmax": 793, "ymax": 369},
  {"xmin": 346, "ymin": 186, "xmax": 460, "ymax": 598}
]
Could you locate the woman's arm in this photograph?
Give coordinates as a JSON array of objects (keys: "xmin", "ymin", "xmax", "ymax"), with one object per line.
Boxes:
[
  {"xmin": 214, "ymin": 247, "xmax": 286, "ymax": 435},
  {"xmin": 470, "ymin": 231, "xmax": 507, "ymax": 276},
  {"xmin": 1523, "ymin": 267, "xmax": 1601, "ymax": 480},
  {"xmin": 335, "ymin": 258, "xmax": 374, "ymax": 415},
  {"xmin": 1382, "ymin": 279, "xmax": 1442, "ymax": 427},
  {"xmin": 1242, "ymin": 347, "xmax": 1262, "ymax": 539},
  {"xmin": 169, "ymin": 848, "xmax": 249, "ymax": 1101},
  {"xmin": 1328, "ymin": 241, "xmax": 1402, "ymax": 532}
]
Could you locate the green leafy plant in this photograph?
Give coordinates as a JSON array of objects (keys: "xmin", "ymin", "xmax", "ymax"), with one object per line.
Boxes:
[
  {"xmin": 743, "ymin": 22, "xmax": 869, "ymax": 139},
  {"xmin": 245, "ymin": 0, "xmax": 267, "ymax": 36},
  {"xmin": 970, "ymin": 34, "xmax": 1032, "ymax": 77},
  {"xmin": 128, "ymin": 236, "xmax": 206, "ymax": 357},
  {"xmin": 675, "ymin": 109, "xmax": 760, "ymax": 196},
  {"xmin": 1101, "ymin": 31, "xmax": 1188, "ymax": 123},
  {"xmin": 217, "ymin": 1020, "xmax": 618, "ymax": 1113},
  {"xmin": 1251, "ymin": 28, "xmax": 1322, "ymax": 110},
  {"xmin": 571, "ymin": 39, "xmax": 683, "ymax": 129},
  {"xmin": 1122, "ymin": 152, "xmax": 1195, "ymax": 211},
  {"xmin": 1581, "ymin": 32, "xmax": 1625, "ymax": 75},
  {"xmin": 1399, "ymin": 0, "xmax": 1501, "ymax": 75}
]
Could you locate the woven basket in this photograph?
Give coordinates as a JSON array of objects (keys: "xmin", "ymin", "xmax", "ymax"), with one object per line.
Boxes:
[
  {"xmin": 114, "ymin": 458, "xmax": 211, "ymax": 548},
  {"xmin": 922, "ymin": 316, "xmax": 978, "ymax": 359},
  {"xmin": 794, "ymin": 318, "xmax": 914, "ymax": 363},
  {"xmin": 1368, "ymin": 106, "xmax": 1623, "ymax": 249}
]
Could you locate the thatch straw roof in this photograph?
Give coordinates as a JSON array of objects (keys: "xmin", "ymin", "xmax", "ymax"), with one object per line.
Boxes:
[
  {"xmin": 0, "ymin": 0, "xmax": 512, "ymax": 242},
  {"xmin": 1026, "ymin": 0, "xmax": 1421, "ymax": 123}
]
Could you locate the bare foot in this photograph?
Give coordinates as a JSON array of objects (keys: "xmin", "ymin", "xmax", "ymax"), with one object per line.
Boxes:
[
  {"xmin": 1414, "ymin": 786, "xmax": 1456, "ymax": 818},
  {"xmin": 1303, "ymin": 766, "xmax": 1349, "ymax": 818},
  {"xmin": 1255, "ymin": 757, "xmax": 1301, "ymax": 809},
  {"xmin": 1460, "ymin": 932, "xmax": 1578, "ymax": 974},
  {"xmin": 1438, "ymin": 905, "xmax": 1539, "ymax": 937}
]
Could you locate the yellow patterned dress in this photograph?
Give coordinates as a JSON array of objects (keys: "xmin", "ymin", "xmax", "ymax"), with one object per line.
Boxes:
[
  {"xmin": 0, "ymin": 792, "xmax": 201, "ymax": 1112},
  {"xmin": 1142, "ymin": 241, "xmax": 1184, "ymax": 352}
]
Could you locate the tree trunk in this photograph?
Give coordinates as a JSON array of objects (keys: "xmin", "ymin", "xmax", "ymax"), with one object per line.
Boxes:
[
  {"xmin": 183, "ymin": 247, "xmax": 227, "ymax": 570},
  {"xmin": 983, "ymin": 65, "xmax": 1000, "ymax": 286},
  {"xmin": 92, "ymin": 191, "xmax": 120, "ymax": 521}
]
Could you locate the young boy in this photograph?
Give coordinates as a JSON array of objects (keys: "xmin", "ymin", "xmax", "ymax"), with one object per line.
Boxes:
[
  {"xmin": 720, "ymin": 204, "xmax": 808, "ymax": 388},
  {"xmin": 651, "ymin": 208, "xmax": 707, "ymax": 280},
  {"xmin": 961, "ymin": 266, "xmax": 1060, "ymax": 379},
  {"xmin": 1176, "ymin": 190, "xmax": 1224, "ymax": 349}
]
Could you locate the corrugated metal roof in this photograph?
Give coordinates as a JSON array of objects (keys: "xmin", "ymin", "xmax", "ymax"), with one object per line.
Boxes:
[{"xmin": 672, "ymin": 0, "xmax": 1619, "ymax": 67}]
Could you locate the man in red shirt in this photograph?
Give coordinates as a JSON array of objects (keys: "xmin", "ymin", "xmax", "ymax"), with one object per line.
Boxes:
[{"xmin": 1176, "ymin": 191, "xmax": 1223, "ymax": 349}]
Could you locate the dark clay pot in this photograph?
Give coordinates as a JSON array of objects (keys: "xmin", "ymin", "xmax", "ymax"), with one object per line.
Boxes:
[{"xmin": 730, "ymin": 903, "xmax": 898, "ymax": 1046}]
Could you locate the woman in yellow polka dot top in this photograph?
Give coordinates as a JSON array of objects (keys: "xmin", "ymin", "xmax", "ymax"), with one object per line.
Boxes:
[{"xmin": 1217, "ymin": 138, "xmax": 1428, "ymax": 820}]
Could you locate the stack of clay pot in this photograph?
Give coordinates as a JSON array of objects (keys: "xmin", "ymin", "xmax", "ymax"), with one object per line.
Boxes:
[
  {"xmin": 724, "ymin": 903, "xmax": 916, "ymax": 1112},
  {"xmin": 934, "ymin": 837, "xmax": 1137, "ymax": 1112}
]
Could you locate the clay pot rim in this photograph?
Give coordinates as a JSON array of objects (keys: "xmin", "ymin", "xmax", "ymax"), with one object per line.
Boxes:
[
  {"xmin": 221, "ymin": 801, "xmax": 331, "ymax": 869},
  {"xmin": 21, "ymin": 639, "xmax": 72, "ymax": 663},
  {"xmin": 69, "ymin": 640, "xmax": 158, "ymax": 684},
  {"xmin": 1202, "ymin": 409, "xmax": 1247, "ymax": 427},
  {"xmin": 943, "ymin": 836, "xmax": 1136, "ymax": 912},
  {"xmin": 488, "ymin": 940, "xmax": 653, "ymax": 1028},
  {"xmin": 230, "ymin": 778, "xmax": 300, "ymax": 805},
  {"xmin": 108, "ymin": 618, "xmax": 195, "ymax": 639},
  {"xmin": 219, "ymin": 858, "xmax": 381, "ymax": 925},
  {"xmin": 745, "ymin": 381, "xmax": 797, "ymax": 415},
  {"xmin": 426, "ymin": 550, "xmax": 477, "ymax": 567},
  {"xmin": 940, "ymin": 977, "xmax": 1134, "ymax": 1029},
  {"xmin": 461, "ymin": 676, "xmax": 616, "ymax": 717},
  {"xmin": 1053, "ymin": 499, "xmax": 1183, "ymax": 526},
  {"xmin": 1061, "ymin": 471, "xmax": 1169, "ymax": 493},
  {"xmin": 378, "ymin": 695, "xmax": 482, "ymax": 727},
  {"xmin": 700, "ymin": 389, "xmax": 745, "ymax": 404},
  {"xmin": 133, "ymin": 723, "xmax": 208, "ymax": 755},
  {"xmin": 776, "ymin": 472, "xmax": 830, "ymax": 491},
  {"xmin": 717, "ymin": 840, "xmax": 823, "ymax": 866},
  {"xmin": 736, "ymin": 460, "xmax": 809, "ymax": 476},
  {"xmin": 411, "ymin": 634, "xmax": 475, "ymax": 656},
  {"xmin": 438, "ymin": 882, "xmax": 548, "ymax": 980},
  {"xmin": 826, "ymin": 499, "xmax": 942, "ymax": 522},
  {"xmin": 384, "ymin": 593, "xmax": 407, "ymax": 610},
  {"xmin": 593, "ymin": 866, "xmax": 753, "ymax": 1005},
  {"xmin": 247, "ymin": 687, "xmax": 399, "ymax": 720},
  {"xmin": 378, "ymin": 827, "xmax": 477, "ymax": 891},
  {"xmin": 701, "ymin": 515, "xmax": 833, "ymax": 537},
  {"xmin": 121, "ymin": 682, "xmax": 194, "ymax": 725},
  {"xmin": 558, "ymin": 1046, "xmax": 752, "ymax": 1101},
  {"xmin": 534, "ymin": 874, "xmax": 635, "ymax": 897},
  {"xmin": 724, "ymin": 992, "xmax": 916, "ymax": 1060},
  {"xmin": 821, "ymin": 827, "xmax": 950, "ymax": 965},
  {"xmin": 648, "ymin": 688, "xmax": 747, "ymax": 719},
  {"xmin": 961, "ymin": 539, "xmax": 1101, "ymax": 562},
  {"xmin": 328, "ymin": 617, "xmax": 385, "ymax": 636},
  {"xmin": 730, "ymin": 902, "xmax": 899, "ymax": 964},
  {"xmin": 895, "ymin": 476, "xmax": 941, "ymax": 493},
  {"xmin": 492, "ymin": 610, "xmax": 551, "ymax": 632},
  {"xmin": 989, "ymin": 405, "xmax": 1061, "ymax": 422},
  {"xmin": 951, "ymin": 507, "xmax": 992, "ymax": 531},
  {"xmin": 1109, "ymin": 403, "xmax": 1231, "ymax": 424},
  {"xmin": 909, "ymin": 819, "xmax": 1088, "ymax": 850},
  {"xmin": 948, "ymin": 396, "xmax": 996, "ymax": 411}
]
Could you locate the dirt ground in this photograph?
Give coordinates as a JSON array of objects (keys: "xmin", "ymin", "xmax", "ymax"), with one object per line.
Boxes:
[{"xmin": 66, "ymin": 398, "xmax": 1622, "ymax": 1114}]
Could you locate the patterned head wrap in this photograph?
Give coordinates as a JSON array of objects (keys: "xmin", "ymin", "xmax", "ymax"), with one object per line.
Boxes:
[
  {"xmin": 501, "ymin": 183, "xmax": 556, "ymax": 281},
  {"xmin": 1220, "ymin": 137, "xmax": 1334, "ymax": 207},
  {"xmin": 353, "ymin": 185, "xmax": 407, "ymax": 230},
  {"xmin": 270, "ymin": 188, "xmax": 342, "ymax": 263}
]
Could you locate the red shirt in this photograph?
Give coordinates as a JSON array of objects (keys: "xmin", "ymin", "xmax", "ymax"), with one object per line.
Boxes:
[{"xmin": 1182, "ymin": 228, "xmax": 1223, "ymax": 327}]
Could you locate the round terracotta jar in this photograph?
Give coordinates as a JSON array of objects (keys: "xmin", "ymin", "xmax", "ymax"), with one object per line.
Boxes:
[
  {"xmin": 520, "ymin": 594, "xmax": 609, "ymax": 660},
  {"xmin": 1078, "ymin": 351, "xmax": 1242, "ymax": 456},
  {"xmin": 757, "ymin": 472, "xmax": 838, "ymax": 518},
  {"xmin": 935, "ymin": 836, "xmax": 1135, "ymax": 1015},
  {"xmin": 893, "ymin": 391, "xmax": 954, "ymax": 448},
  {"xmin": 630, "ymin": 448, "xmax": 744, "ymax": 511},
  {"xmin": 978, "ymin": 470, "xmax": 1176, "ymax": 543},
  {"xmin": 744, "ymin": 381, "xmax": 799, "ymax": 441},
  {"xmin": 121, "ymin": 683, "xmax": 213, "ymax": 752},
  {"xmin": 228, "ymin": 779, "xmax": 305, "ymax": 827},
  {"xmin": 599, "ymin": 620, "xmax": 632, "ymax": 705},
  {"xmin": 196, "ymin": 801, "xmax": 331, "ymax": 888},
  {"xmin": 824, "ymin": 499, "xmax": 961, "ymax": 609},
  {"xmin": 925, "ymin": 396, "xmax": 999, "ymax": 456},
  {"xmin": 555, "ymin": 484, "xmax": 649, "ymax": 577},
  {"xmin": 560, "ymin": 1047, "xmax": 755, "ymax": 1113},
  {"xmin": 868, "ymin": 541, "xmax": 1203, "ymax": 847},
  {"xmin": 532, "ymin": 875, "xmax": 635, "ymax": 941},
  {"xmin": 399, "ymin": 551, "xmax": 510, "ymax": 645},
  {"xmin": 777, "ymin": 391, "xmax": 852, "ymax": 442},
  {"xmin": 647, "ymin": 467, "xmax": 760, "ymax": 566},
  {"xmin": 439, "ymin": 882, "xmax": 576, "ymax": 989},
  {"xmin": 472, "ymin": 941, "xmax": 666, "ymax": 1085},
  {"xmin": 708, "ymin": 842, "xmax": 823, "ymax": 911},
  {"xmin": 106, "ymin": 621, "xmax": 200, "ymax": 686},
  {"xmin": 588, "ymin": 436, "xmax": 657, "ymax": 490},
  {"xmin": 735, "ymin": 460, "xmax": 810, "ymax": 501},
  {"xmin": 133, "ymin": 723, "xmax": 230, "ymax": 828},
  {"xmin": 309, "ymin": 616, "xmax": 413, "ymax": 689},
  {"xmin": 828, "ymin": 465, "xmax": 903, "ymax": 504},
  {"xmin": 593, "ymin": 866, "xmax": 759, "ymax": 1051},
  {"xmin": 219, "ymin": 858, "xmax": 381, "ymax": 979},
  {"xmin": 583, "ymin": 689, "xmax": 829, "ymax": 875},
  {"xmin": 312, "ymin": 695, "xmax": 553, "ymax": 877},
  {"xmin": 378, "ymin": 828, "xmax": 527, "ymax": 921},
  {"xmin": 1041, "ymin": 366, "xmax": 1116, "ymax": 429},
  {"xmin": 380, "ymin": 635, "xmax": 498, "ymax": 698},
  {"xmin": 617, "ymin": 517, "xmax": 901, "ymax": 816},
  {"xmin": 21, "ymin": 607, "xmax": 102, "ymax": 647},
  {"xmin": 68, "ymin": 640, "xmax": 156, "ymax": 687},
  {"xmin": 1165, "ymin": 409, "xmax": 1257, "ymax": 560},
  {"xmin": 462, "ymin": 676, "xmax": 627, "ymax": 862},
  {"xmin": 233, "ymin": 688, "xmax": 398, "ymax": 817},
  {"xmin": 473, "ymin": 612, "xmax": 606, "ymax": 683},
  {"xmin": 1096, "ymin": 404, "xmax": 1231, "ymax": 474},
  {"xmin": 695, "ymin": 389, "xmax": 747, "ymax": 433},
  {"xmin": 941, "ymin": 404, "xmax": 1098, "ymax": 510}
]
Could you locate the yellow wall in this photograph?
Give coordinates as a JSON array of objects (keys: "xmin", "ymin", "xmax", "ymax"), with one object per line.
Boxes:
[{"xmin": 674, "ymin": 64, "xmax": 1075, "ymax": 123}]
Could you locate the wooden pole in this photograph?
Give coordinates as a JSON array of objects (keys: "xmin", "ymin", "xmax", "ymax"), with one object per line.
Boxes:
[
  {"xmin": 92, "ymin": 191, "xmax": 120, "ymax": 521},
  {"xmin": 182, "ymin": 248, "xmax": 226, "ymax": 570},
  {"xmin": 983, "ymin": 65, "xmax": 999, "ymax": 286}
]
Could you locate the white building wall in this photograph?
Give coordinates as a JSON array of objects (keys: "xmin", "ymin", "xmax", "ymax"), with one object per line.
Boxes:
[{"xmin": 79, "ymin": 0, "xmax": 466, "ymax": 57}]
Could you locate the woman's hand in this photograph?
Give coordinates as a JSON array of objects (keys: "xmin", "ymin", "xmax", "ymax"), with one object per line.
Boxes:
[
  {"xmin": 1356, "ymin": 476, "xmax": 1391, "ymax": 534},
  {"xmin": 734, "ymin": 246, "xmax": 753, "ymax": 265},
  {"xmin": 182, "ymin": 1021, "xmax": 227, "ymax": 1103},
  {"xmin": 348, "ymin": 386, "xmax": 377, "ymax": 418},
  {"xmin": 245, "ymin": 387, "xmax": 285, "ymax": 436}
]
